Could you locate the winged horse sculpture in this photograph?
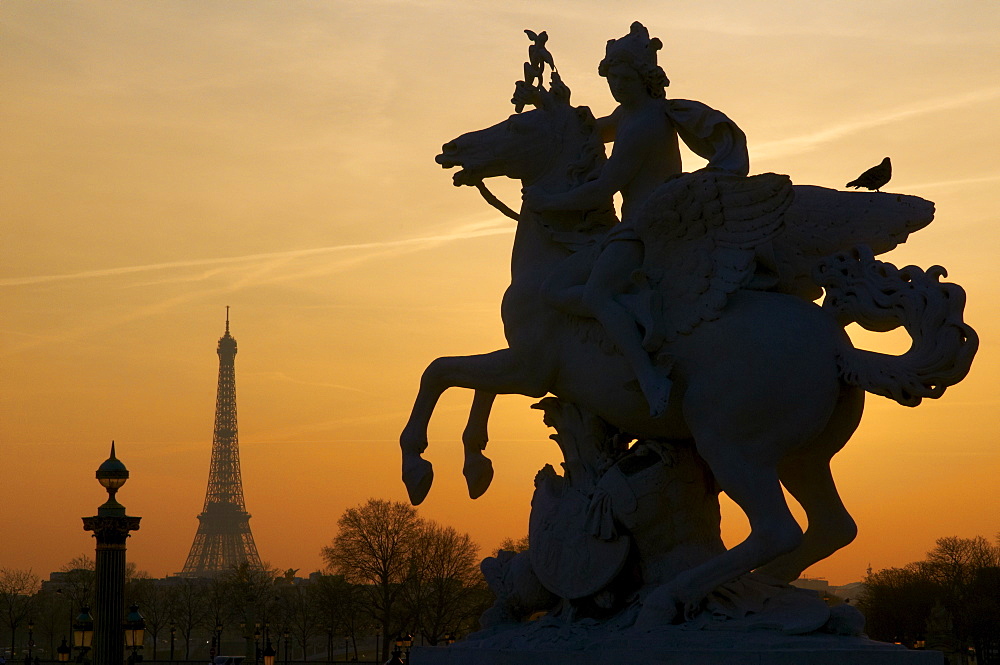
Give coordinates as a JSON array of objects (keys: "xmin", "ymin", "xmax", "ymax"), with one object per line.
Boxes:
[{"xmin": 399, "ymin": 43, "xmax": 977, "ymax": 625}]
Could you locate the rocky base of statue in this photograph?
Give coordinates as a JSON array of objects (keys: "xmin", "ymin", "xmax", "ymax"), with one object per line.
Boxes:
[{"xmin": 427, "ymin": 397, "xmax": 933, "ymax": 662}]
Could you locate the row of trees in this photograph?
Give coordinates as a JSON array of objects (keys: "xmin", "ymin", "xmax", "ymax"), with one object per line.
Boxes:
[
  {"xmin": 321, "ymin": 499, "xmax": 489, "ymax": 658},
  {"xmin": 1, "ymin": 500, "xmax": 491, "ymax": 662},
  {"xmin": 859, "ymin": 534, "xmax": 1000, "ymax": 664}
]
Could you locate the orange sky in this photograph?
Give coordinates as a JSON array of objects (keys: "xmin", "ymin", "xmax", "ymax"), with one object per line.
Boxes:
[{"xmin": 2, "ymin": 1, "xmax": 998, "ymax": 586}]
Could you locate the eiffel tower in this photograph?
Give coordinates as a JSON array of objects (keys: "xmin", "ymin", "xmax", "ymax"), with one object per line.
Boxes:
[{"xmin": 179, "ymin": 308, "xmax": 263, "ymax": 576}]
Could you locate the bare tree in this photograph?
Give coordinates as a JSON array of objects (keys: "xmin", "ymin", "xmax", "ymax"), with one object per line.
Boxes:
[
  {"xmin": 129, "ymin": 578, "xmax": 176, "ymax": 660},
  {"xmin": 222, "ymin": 561, "xmax": 280, "ymax": 662},
  {"xmin": 274, "ymin": 582, "xmax": 318, "ymax": 661},
  {"xmin": 492, "ymin": 535, "xmax": 530, "ymax": 557},
  {"xmin": 321, "ymin": 499, "xmax": 423, "ymax": 658},
  {"xmin": 860, "ymin": 534, "xmax": 1000, "ymax": 662},
  {"xmin": 30, "ymin": 588, "xmax": 66, "ymax": 657},
  {"xmin": 312, "ymin": 574, "xmax": 370, "ymax": 661},
  {"xmin": 201, "ymin": 575, "xmax": 234, "ymax": 657},
  {"xmin": 58, "ymin": 557, "xmax": 96, "ymax": 613},
  {"xmin": 0, "ymin": 568, "xmax": 41, "ymax": 658},
  {"xmin": 405, "ymin": 523, "xmax": 485, "ymax": 644},
  {"xmin": 171, "ymin": 578, "xmax": 209, "ymax": 659}
]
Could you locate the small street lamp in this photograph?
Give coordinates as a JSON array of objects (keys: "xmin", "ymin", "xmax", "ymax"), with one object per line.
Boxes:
[
  {"xmin": 262, "ymin": 640, "xmax": 276, "ymax": 665},
  {"xmin": 169, "ymin": 623, "xmax": 176, "ymax": 661},
  {"xmin": 73, "ymin": 608, "xmax": 94, "ymax": 663},
  {"xmin": 56, "ymin": 590, "xmax": 74, "ymax": 643},
  {"xmin": 281, "ymin": 629, "xmax": 289, "ymax": 665},
  {"xmin": 253, "ymin": 627, "xmax": 262, "ymax": 665},
  {"xmin": 57, "ymin": 638, "xmax": 72, "ymax": 663},
  {"xmin": 213, "ymin": 621, "xmax": 222, "ymax": 660},
  {"xmin": 27, "ymin": 619, "xmax": 35, "ymax": 661},
  {"xmin": 400, "ymin": 634, "xmax": 412, "ymax": 663},
  {"xmin": 392, "ymin": 635, "xmax": 412, "ymax": 665},
  {"xmin": 384, "ymin": 644, "xmax": 403, "ymax": 665},
  {"xmin": 124, "ymin": 605, "xmax": 145, "ymax": 664}
]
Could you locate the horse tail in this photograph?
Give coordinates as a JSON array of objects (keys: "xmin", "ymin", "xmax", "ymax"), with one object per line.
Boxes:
[{"xmin": 815, "ymin": 246, "xmax": 978, "ymax": 407}]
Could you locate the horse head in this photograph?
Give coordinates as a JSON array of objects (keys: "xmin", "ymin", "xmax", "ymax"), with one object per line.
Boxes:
[{"xmin": 436, "ymin": 76, "xmax": 605, "ymax": 192}]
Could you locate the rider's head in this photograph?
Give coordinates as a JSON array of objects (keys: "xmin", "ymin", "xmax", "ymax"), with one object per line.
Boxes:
[{"xmin": 598, "ymin": 22, "xmax": 669, "ymax": 100}]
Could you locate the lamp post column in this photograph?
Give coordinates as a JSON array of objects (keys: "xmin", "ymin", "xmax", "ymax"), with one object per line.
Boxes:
[{"xmin": 82, "ymin": 443, "xmax": 141, "ymax": 665}]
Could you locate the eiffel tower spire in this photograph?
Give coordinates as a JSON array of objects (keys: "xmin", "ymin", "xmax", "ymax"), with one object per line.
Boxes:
[{"xmin": 179, "ymin": 309, "xmax": 263, "ymax": 576}]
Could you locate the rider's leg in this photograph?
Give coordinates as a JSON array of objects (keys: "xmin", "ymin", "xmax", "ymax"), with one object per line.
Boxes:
[
  {"xmin": 541, "ymin": 248, "xmax": 596, "ymax": 318},
  {"xmin": 582, "ymin": 239, "xmax": 672, "ymax": 417}
]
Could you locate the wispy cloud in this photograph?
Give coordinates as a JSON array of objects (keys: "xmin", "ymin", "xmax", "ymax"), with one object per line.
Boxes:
[
  {"xmin": 753, "ymin": 87, "xmax": 1000, "ymax": 162},
  {"xmin": 245, "ymin": 371, "xmax": 370, "ymax": 395},
  {"xmin": 0, "ymin": 214, "xmax": 514, "ymax": 358},
  {"xmin": 0, "ymin": 215, "xmax": 513, "ymax": 288},
  {"xmin": 894, "ymin": 173, "xmax": 1000, "ymax": 192}
]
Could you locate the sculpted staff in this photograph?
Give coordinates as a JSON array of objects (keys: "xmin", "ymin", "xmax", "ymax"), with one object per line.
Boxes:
[{"xmin": 525, "ymin": 22, "xmax": 749, "ymax": 417}]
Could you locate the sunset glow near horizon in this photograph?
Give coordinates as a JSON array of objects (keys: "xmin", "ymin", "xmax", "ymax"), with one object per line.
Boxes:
[{"xmin": 3, "ymin": 1, "xmax": 998, "ymax": 585}]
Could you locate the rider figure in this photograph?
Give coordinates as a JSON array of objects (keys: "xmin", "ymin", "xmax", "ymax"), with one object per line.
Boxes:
[{"xmin": 525, "ymin": 22, "xmax": 749, "ymax": 418}]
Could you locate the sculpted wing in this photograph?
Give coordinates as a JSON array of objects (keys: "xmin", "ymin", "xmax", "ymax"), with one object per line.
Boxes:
[
  {"xmin": 773, "ymin": 185, "xmax": 935, "ymax": 300},
  {"xmin": 632, "ymin": 170, "xmax": 793, "ymax": 349}
]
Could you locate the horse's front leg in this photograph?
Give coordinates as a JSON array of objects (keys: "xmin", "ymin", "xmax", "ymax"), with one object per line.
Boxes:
[
  {"xmin": 463, "ymin": 390, "xmax": 497, "ymax": 499},
  {"xmin": 400, "ymin": 348, "xmax": 549, "ymax": 505}
]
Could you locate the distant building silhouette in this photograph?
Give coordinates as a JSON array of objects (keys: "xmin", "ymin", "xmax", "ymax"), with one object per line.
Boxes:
[{"xmin": 178, "ymin": 308, "xmax": 263, "ymax": 576}]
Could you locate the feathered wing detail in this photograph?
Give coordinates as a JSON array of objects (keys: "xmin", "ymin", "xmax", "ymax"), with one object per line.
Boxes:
[
  {"xmin": 632, "ymin": 170, "xmax": 793, "ymax": 349},
  {"xmin": 772, "ymin": 185, "xmax": 935, "ymax": 301}
]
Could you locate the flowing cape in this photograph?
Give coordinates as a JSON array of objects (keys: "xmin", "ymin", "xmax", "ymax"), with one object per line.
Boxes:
[{"xmin": 666, "ymin": 99, "xmax": 750, "ymax": 177}]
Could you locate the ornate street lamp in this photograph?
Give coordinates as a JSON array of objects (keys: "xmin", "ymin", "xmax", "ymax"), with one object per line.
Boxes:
[
  {"xmin": 82, "ymin": 443, "xmax": 140, "ymax": 665},
  {"xmin": 281, "ymin": 629, "xmax": 289, "ymax": 665},
  {"xmin": 57, "ymin": 638, "xmax": 72, "ymax": 663},
  {"xmin": 73, "ymin": 608, "xmax": 94, "ymax": 662},
  {"xmin": 169, "ymin": 623, "xmax": 176, "ymax": 661},
  {"xmin": 262, "ymin": 640, "xmax": 276, "ymax": 665},
  {"xmin": 124, "ymin": 605, "xmax": 145, "ymax": 663},
  {"xmin": 253, "ymin": 627, "xmax": 261, "ymax": 665}
]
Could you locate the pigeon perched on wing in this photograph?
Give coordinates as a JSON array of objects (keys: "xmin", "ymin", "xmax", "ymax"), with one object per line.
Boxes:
[{"xmin": 846, "ymin": 157, "xmax": 892, "ymax": 191}]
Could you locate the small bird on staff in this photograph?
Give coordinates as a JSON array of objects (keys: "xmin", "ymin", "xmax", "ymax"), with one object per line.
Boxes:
[{"xmin": 846, "ymin": 157, "xmax": 892, "ymax": 191}]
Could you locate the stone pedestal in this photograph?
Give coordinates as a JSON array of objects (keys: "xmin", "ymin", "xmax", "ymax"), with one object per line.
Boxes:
[{"xmin": 412, "ymin": 643, "xmax": 942, "ymax": 665}]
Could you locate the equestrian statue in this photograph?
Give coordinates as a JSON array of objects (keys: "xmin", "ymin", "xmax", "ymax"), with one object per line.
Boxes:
[{"xmin": 398, "ymin": 22, "xmax": 978, "ymax": 642}]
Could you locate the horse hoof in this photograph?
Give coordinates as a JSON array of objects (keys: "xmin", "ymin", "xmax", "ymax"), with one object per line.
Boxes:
[
  {"xmin": 464, "ymin": 453, "xmax": 494, "ymax": 500},
  {"xmin": 402, "ymin": 455, "xmax": 434, "ymax": 505}
]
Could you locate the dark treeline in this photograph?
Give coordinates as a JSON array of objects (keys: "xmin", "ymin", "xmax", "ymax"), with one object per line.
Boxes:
[
  {"xmin": 1, "ymin": 499, "xmax": 490, "ymax": 663},
  {"xmin": 859, "ymin": 534, "xmax": 1000, "ymax": 664}
]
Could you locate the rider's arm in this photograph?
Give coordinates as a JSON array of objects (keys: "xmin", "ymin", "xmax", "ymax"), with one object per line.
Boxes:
[
  {"xmin": 596, "ymin": 112, "xmax": 617, "ymax": 143},
  {"xmin": 526, "ymin": 119, "xmax": 646, "ymax": 212}
]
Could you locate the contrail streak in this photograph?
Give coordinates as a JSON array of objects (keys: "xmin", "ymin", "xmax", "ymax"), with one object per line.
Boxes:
[
  {"xmin": 753, "ymin": 87, "xmax": 1000, "ymax": 161},
  {"xmin": 0, "ymin": 216, "xmax": 513, "ymax": 287}
]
